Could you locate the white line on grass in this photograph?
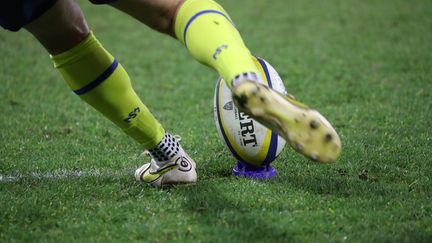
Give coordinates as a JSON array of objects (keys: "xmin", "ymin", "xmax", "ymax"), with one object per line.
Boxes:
[{"xmin": 0, "ymin": 168, "xmax": 134, "ymax": 182}]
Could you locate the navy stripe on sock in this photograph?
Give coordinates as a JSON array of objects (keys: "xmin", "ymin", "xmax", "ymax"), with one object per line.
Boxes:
[
  {"xmin": 73, "ymin": 59, "xmax": 118, "ymax": 95},
  {"xmin": 183, "ymin": 10, "xmax": 236, "ymax": 48}
]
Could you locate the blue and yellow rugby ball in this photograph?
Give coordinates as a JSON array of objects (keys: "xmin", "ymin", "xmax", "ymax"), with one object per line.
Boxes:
[{"xmin": 213, "ymin": 56, "xmax": 286, "ymax": 167}]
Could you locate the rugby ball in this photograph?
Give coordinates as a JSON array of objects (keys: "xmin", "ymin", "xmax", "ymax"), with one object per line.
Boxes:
[{"xmin": 214, "ymin": 56, "xmax": 287, "ymax": 167}]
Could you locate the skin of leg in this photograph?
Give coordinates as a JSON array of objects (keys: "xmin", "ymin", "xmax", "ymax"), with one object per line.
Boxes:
[
  {"xmin": 109, "ymin": 0, "xmax": 184, "ymax": 36},
  {"xmin": 24, "ymin": 0, "xmax": 167, "ymax": 149},
  {"xmin": 24, "ymin": 0, "xmax": 90, "ymax": 55}
]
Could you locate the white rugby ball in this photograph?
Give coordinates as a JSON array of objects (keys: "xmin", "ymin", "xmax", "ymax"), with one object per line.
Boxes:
[{"xmin": 213, "ymin": 56, "xmax": 286, "ymax": 167}]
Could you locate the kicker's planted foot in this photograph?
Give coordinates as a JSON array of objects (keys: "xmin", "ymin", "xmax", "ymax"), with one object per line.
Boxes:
[{"xmin": 135, "ymin": 133, "xmax": 197, "ymax": 187}]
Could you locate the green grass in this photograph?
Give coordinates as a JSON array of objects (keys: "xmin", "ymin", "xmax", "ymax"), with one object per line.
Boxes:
[{"xmin": 1, "ymin": 0, "xmax": 431, "ymax": 242}]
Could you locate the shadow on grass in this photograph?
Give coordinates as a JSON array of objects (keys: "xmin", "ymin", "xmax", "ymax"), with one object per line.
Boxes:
[
  {"xmin": 179, "ymin": 181, "xmax": 294, "ymax": 242},
  {"xmin": 275, "ymin": 166, "xmax": 413, "ymax": 199}
]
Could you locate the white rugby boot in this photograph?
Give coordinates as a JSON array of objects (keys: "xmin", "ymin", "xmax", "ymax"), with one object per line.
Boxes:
[
  {"xmin": 135, "ymin": 134, "xmax": 197, "ymax": 187},
  {"xmin": 232, "ymin": 79, "xmax": 341, "ymax": 163}
]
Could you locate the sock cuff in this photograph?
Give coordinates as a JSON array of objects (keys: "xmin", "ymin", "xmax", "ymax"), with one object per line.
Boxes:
[
  {"xmin": 50, "ymin": 31, "xmax": 116, "ymax": 91},
  {"xmin": 174, "ymin": 0, "xmax": 231, "ymax": 44},
  {"xmin": 50, "ymin": 32, "xmax": 114, "ymax": 69}
]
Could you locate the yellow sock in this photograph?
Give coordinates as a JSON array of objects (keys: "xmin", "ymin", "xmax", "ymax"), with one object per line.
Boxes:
[
  {"xmin": 51, "ymin": 32, "xmax": 164, "ymax": 149},
  {"xmin": 175, "ymin": 0, "xmax": 260, "ymax": 88}
]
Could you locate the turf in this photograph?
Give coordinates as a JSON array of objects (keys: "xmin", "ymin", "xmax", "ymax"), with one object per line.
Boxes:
[{"xmin": 1, "ymin": 0, "xmax": 431, "ymax": 242}]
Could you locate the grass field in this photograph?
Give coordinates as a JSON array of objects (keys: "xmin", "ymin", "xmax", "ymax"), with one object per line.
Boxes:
[{"xmin": 1, "ymin": 0, "xmax": 431, "ymax": 242}]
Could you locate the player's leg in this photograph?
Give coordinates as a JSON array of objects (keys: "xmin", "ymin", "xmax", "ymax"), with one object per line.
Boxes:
[
  {"xmin": 108, "ymin": 0, "xmax": 258, "ymax": 88},
  {"xmin": 108, "ymin": 0, "xmax": 341, "ymax": 162},
  {"xmin": 177, "ymin": 0, "xmax": 342, "ymax": 162},
  {"xmin": 23, "ymin": 0, "xmax": 196, "ymax": 186}
]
